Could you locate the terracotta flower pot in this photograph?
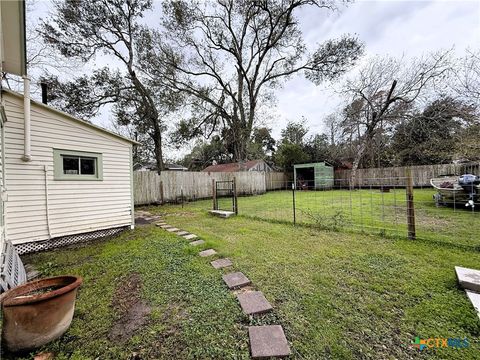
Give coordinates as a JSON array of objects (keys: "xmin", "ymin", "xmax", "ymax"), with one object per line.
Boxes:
[{"xmin": 0, "ymin": 275, "xmax": 82, "ymax": 352}]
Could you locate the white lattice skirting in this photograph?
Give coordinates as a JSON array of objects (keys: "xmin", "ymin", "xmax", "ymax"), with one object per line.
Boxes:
[{"xmin": 14, "ymin": 227, "xmax": 128, "ymax": 255}]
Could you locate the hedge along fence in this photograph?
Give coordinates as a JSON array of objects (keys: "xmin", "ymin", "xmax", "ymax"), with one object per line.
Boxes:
[
  {"xmin": 133, "ymin": 170, "xmax": 288, "ymax": 205},
  {"xmin": 334, "ymin": 162, "xmax": 480, "ymax": 188}
]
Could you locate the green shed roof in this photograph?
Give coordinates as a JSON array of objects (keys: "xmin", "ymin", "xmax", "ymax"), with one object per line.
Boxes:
[{"xmin": 293, "ymin": 162, "xmax": 332, "ymax": 169}]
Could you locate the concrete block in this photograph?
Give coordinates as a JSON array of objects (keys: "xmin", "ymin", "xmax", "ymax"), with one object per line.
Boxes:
[
  {"xmin": 211, "ymin": 258, "xmax": 233, "ymax": 269},
  {"xmin": 166, "ymin": 227, "xmax": 180, "ymax": 232},
  {"xmin": 183, "ymin": 234, "xmax": 198, "ymax": 240},
  {"xmin": 455, "ymin": 266, "xmax": 480, "ymax": 292},
  {"xmin": 237, "ymin": 291, "xmax": 273, "ymax": 315},
  {"xmin": 209, "ymin": 210, "xmax": 235, "ymax": 218},
  {"xmin": 466, "ymin": 290, "xmax": 480, "ymax": 320},
  {"xmin": 248, "ymin": 325, "xmax": 290, "ymax": 358},
  {"xmin": 222, "ymin": 272, "xmax": 251, "ymax": 289},
  {"xmin": 190, "ymin": 240, "xmax": 205, "ymax": 246},
  {"xmin": 199, "ymin": 249, "xmax": 217, "ymax": 257}
]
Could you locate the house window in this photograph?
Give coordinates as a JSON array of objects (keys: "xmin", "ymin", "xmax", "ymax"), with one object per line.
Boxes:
[{"xmin": 53, "ymin": 149, "xmax": 103, "ymax": 180}]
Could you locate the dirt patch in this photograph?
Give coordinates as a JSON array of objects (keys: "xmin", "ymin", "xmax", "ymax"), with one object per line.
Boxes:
[
  {"xmin": 109, "ymin": 273, "xmax": 151, "ymax": 343},
  {"xmin": 135, "ymin": 215, "xmax": 163, "ymax": 225}
]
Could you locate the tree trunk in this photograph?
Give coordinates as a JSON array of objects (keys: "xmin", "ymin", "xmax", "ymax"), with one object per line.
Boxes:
[
  {"xmin": 350, "ymin": 141, "xmax": 367, "ymax": 189},
  {"xmin": 232, "ymin": 135, "xmax": 248, "ymax": 162},
  {"xmin": 151, "ymin": 120, "xmax": 164, "ymax": 174}
]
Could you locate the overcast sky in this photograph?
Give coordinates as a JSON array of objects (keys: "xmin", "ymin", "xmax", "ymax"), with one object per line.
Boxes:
[
  {"xmin": 274, "ymin": 0, "xmax": 480, "ymax": 137},
  {"xmin": 29, "ymin": 0, "xmax": 480, "ymax": 159}
]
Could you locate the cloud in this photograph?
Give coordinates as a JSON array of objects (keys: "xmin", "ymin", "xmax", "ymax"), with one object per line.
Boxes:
[{"xmin": 275, "ymin": 0, "xmax": 480, "ymax": 139}]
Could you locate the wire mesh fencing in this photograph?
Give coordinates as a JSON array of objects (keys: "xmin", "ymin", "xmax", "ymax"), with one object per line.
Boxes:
[{"xmin": 237, "ymin": 176, "xmax": 480, "ymax": 250}]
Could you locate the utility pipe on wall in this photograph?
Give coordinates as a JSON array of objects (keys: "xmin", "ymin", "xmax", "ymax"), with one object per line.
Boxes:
[
  {"xmin": 22, "ymin": 76, "xmax": 31, "ymax": 162},
  {"xmin": 44, "ymin": 165, "xmax": 51, "ymax": 239}
]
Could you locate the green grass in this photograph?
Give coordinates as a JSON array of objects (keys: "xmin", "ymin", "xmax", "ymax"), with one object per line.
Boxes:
[
  {"xmin": 5, "ymin": 226, "xmax": 249, "ymax": 360},
  {"xmin": 214, "ymin": 189, "xmax": 480, "ymax": 249},
  {"xmin": 8, "ymin": 198, "xmax": 480, "ymax": 359}
]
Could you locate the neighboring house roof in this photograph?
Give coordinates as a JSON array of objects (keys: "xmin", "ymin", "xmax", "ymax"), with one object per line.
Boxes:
[
  {"xmin": 134, "ymin": 162, "xmax": 188, "ymax": 171},
  {"xmin": 2, "ymin": 89, "xmax": 140, "ymax": 145},
  {"xmin": 165, "ymin": 163, "xmax": 188, "ymax": 171},
  {"xmin": 203, "ymin": 160, "xmax": 269, "ymax": 172}
]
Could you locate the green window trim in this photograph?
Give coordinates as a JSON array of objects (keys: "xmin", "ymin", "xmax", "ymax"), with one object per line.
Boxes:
[{"xmin": 53, "ymin": 149, "xmax": 103, "ymax": 181}]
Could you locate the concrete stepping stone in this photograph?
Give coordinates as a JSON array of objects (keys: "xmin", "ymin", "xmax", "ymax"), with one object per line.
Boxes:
[
  {"xmin": 455, "ymin": 266, "xmax": 480, "ymax": 292},
  {"xmin": 156, "ymin": 222, "xmax": 167, "ymax": 226},
  {"xmin": 175, "ymin": 230, "xmax": 189, "ymax": 236},
  {"xmin": 211, "ymin": 258, "xmax": 233, "ymax": 269},
  {"xmin": 222, "ymin": 272, "xmax": 251, "ymax": 289},
  {"xmin": 248, "ymin": 325, "xmax": 291, "ymax": 358},
  {"xmin": 160, "ymin": 224, "xmax": 173, "ymax": 229},
  {"xmin": 166, "ymin": 227, "xmax": 180, "ymax": 232},
  {"xmin": 466, "ymin": 290, "xmax": 480, "ymax": 320},
  {"xmin": 237, "ymin": 291, "xmax": 273, "ymax": 315},
  {"xmin": 209, "ymin": 210, "xmax": 235, "ymax": 218},
  {"xmin": 183, "ymin": 234, "xmax": 198, "ymax": 240},
  {"xmin": 199, "ymin": 249, "xmax": 217, "ymax": 257},
  {"xmin": 190, "ymin": 240, "xmax": 205, "ymax": 246}
]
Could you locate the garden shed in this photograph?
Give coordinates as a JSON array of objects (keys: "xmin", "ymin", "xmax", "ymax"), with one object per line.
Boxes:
[
  {"xmin": 294, "ymin": 162, "xmax": 334, "ymax": 190},
  {"xmin": 0, "ymin": 89, "xmax": 138, "ymax": 254}
]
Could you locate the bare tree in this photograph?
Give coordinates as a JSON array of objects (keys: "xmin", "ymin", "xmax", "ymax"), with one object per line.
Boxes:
[
  {"xmin": 340, "ymin": 51, "xmax": 452, "ymax": 185},
  {"xmin": 452, "ymin": 49, "xmax": 480, "ymax": 109},
  {"xmin": 158, "ymin": 0, "xmax": 364, "ymax": 161}
]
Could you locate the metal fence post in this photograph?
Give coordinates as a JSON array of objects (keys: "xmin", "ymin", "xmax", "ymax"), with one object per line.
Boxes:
[
  {"xmin": 212, "ymin": 179, "xmax": 217, "ymax": 210},
  {"xmin": 233, "ymin": 177, "xmax": 238, "ymax": 215},
  {"xmin": 406, "ymin": 168, "xmax": 416, "ymax": 240},
  {"xmin": 181, "ymin": 186, "xmax": 184, "ymax": 209},
  {"xmin": 292, "ymin": 182, "xmax": 296, "ymax": 225},
  {"xmin": 160, "ymin": 181, "xmax": 164, "ymax": 204}
]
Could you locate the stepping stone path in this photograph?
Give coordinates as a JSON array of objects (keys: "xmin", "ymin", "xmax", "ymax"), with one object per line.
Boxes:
[
  {"xmin": 199, "ymin": 249, "xmax": 217, "ymax": 257},
  {"xmin": 166, "ymin": 227, "xmax": 180, "ymax": 232},
  {"xmin": 155, "ymin": 217, "xmax": 290, "ymax": 357},
  {"xmin": 211, "ymin": 258, "xmax": 233, "ymax": 269},
  {"xmin": 183, "ymin": 234, "xmax": 198, "ymax": 240},
  {"xmin": 222, "ymin": 272, "xmax": 251, "ymax": 289},
  {"xmin": 248, "ymin": 325, "xmax": 291, "ymax": 358},
  {"xmin": 237, "ymin": 291, "xmax": 273, "ymax": 315},
  {"xmin": 190, "ymin": 240, "xmax": 205, "ymax": 246}
]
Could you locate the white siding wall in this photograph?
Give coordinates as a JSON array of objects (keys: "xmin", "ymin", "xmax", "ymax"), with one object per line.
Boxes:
[{"xmin": 3, "ymin": 93, "xmax": 133, "ymax": 245}]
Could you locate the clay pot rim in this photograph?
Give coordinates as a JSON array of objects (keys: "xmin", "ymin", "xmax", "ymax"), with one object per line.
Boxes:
[{"xmin": 1, "ymin": 275, "xmax": 83, "ymax": 307}]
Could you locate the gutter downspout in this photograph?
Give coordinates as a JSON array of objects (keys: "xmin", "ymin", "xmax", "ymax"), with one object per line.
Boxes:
[
  {"xmin": 44, "ymin": 165, "xmax": 51, "ymax": 239},
  {"xmin": 21, "ymin": 76, "xmax": 31, "ymax": 162}
]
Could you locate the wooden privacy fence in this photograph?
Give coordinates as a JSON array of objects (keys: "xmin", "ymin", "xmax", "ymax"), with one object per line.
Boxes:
[
  {"xmin": 134, "ymin": 171, "xmax": 288, "ymax": 205},
  {"xmin": 334, "ymin": 162, "xmax": 480, "ymax": 187}
]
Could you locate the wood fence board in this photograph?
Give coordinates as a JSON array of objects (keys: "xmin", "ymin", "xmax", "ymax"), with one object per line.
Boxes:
[
  {"xmin": 334, "ymin": 162, "xmax": 480, "ymax": 187},
  {"xmin": 134, "ymin": 171, "xmax": 288, "ymax": 205}
]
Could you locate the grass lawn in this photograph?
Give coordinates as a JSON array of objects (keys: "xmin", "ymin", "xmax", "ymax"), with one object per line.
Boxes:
[
  {"xmin": 215, "ymin": 189, "xmax": 480, "ymax": 249},
  {"xmin": 7, "ymin": 200, "xmax": 480, "ymax": 359}
]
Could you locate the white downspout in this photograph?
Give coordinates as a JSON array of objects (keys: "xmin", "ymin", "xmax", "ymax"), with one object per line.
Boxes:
[
  {"xmin": 22, "ymin": 76, "xmax": 31, "ymax": 162},
  {"xmin": 44, "ymin": 165, "xmax": 51, "ymax": 239}
]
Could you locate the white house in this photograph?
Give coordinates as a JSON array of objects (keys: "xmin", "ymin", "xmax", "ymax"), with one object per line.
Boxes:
[{"xmin": 1, "ymin": 89, "xmax": 138, "ymax": 254}]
